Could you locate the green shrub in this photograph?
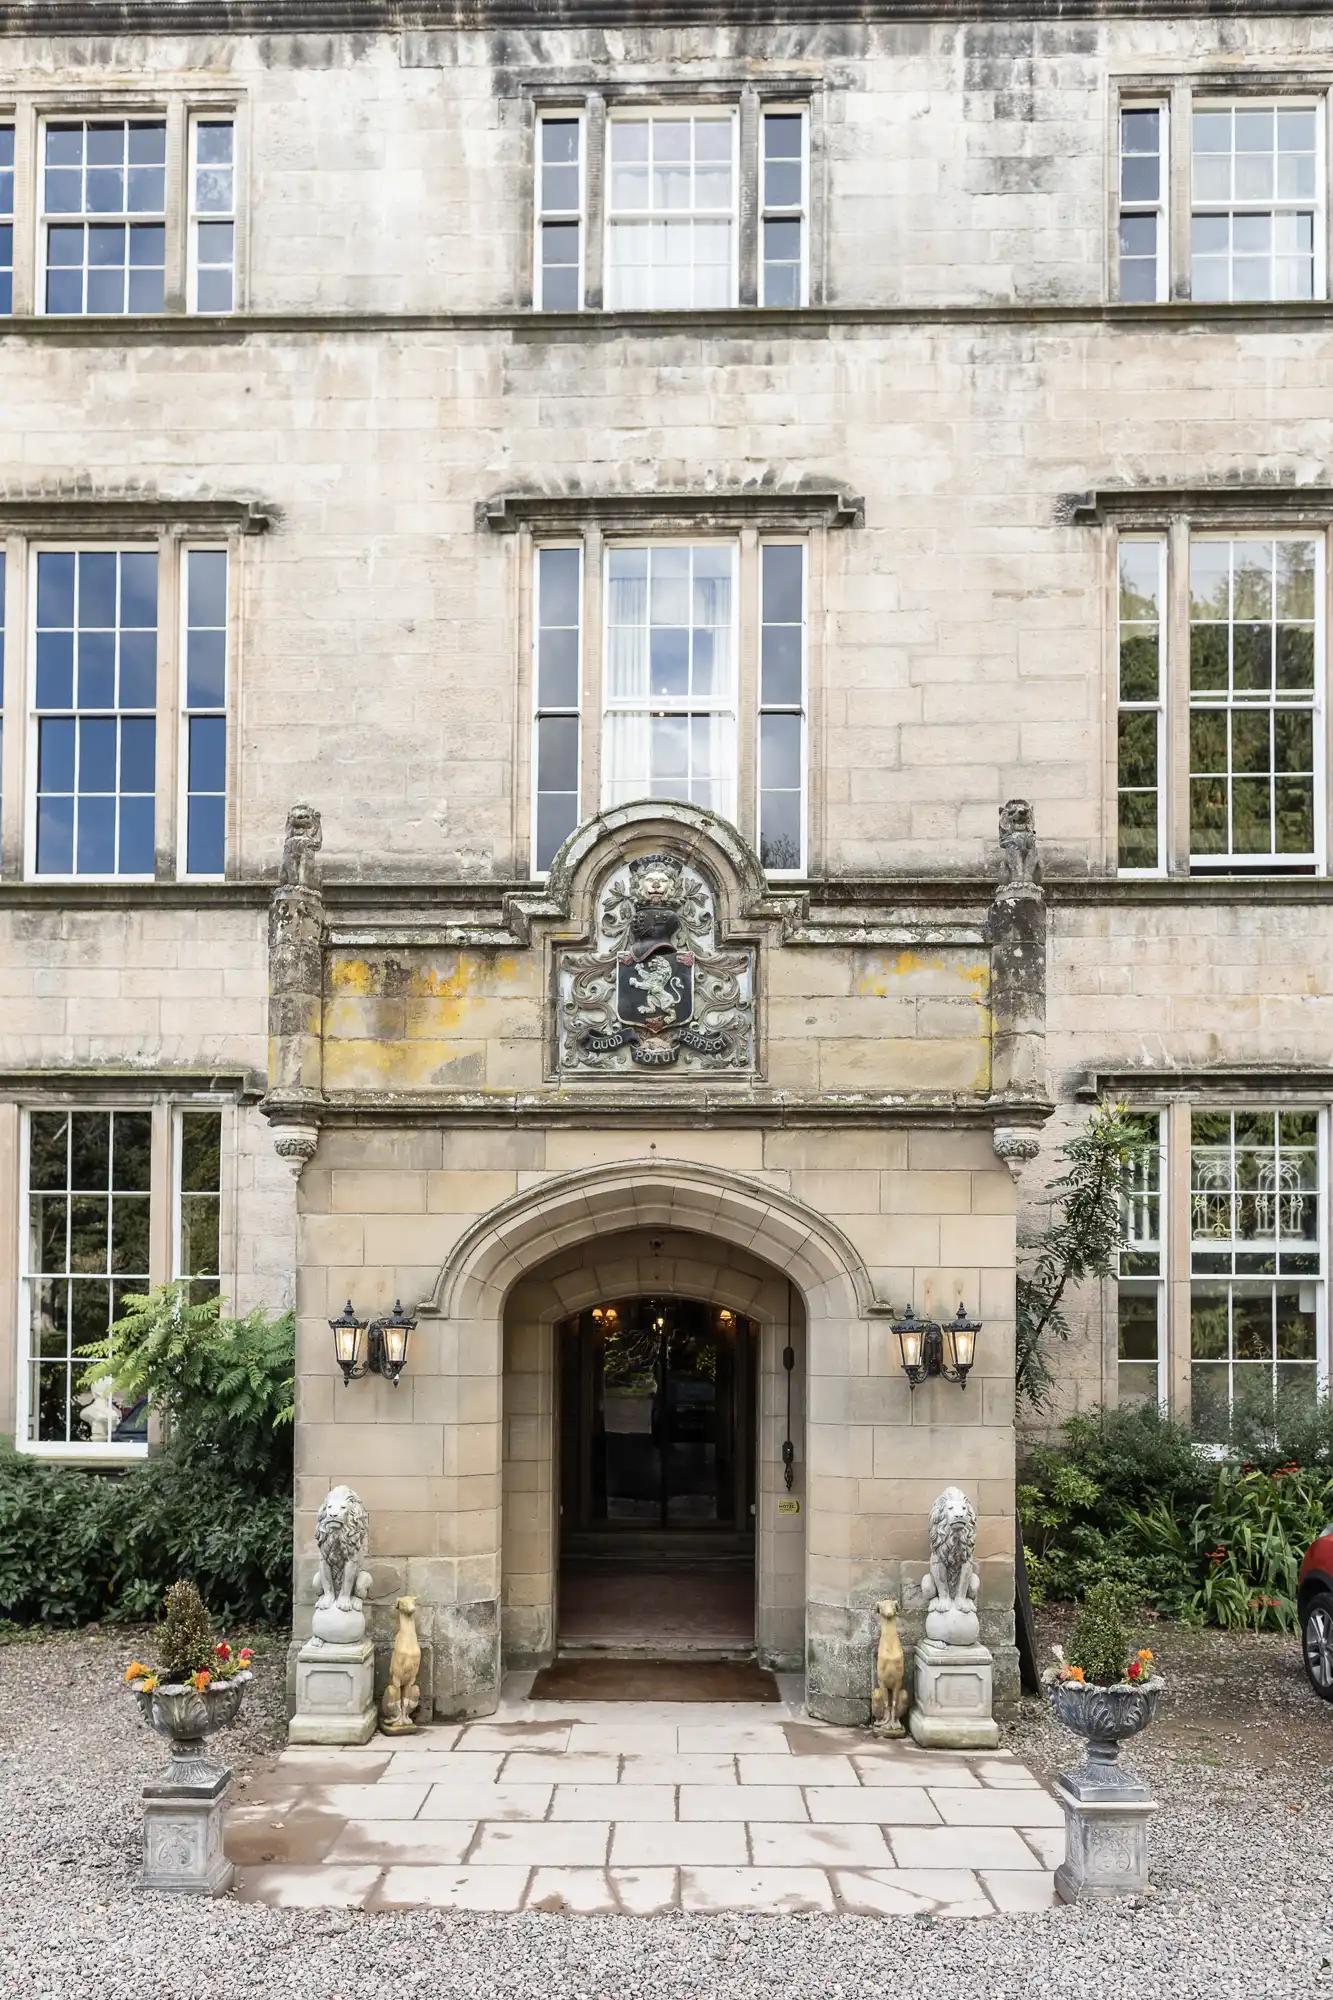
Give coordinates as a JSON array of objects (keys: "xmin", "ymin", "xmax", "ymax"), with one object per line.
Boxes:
[
  {"xmin": 0, "ymin": 1284, "xmax": 295, "ymax": 1631},
  {"xmin": 1067, "ymin": 1581, "xmax": 1132, "ymax": 1685},
  {"xmin": 158, "ymin": 1580, "xmax": 216, "ymax": 1680},
  {"xmin": 0, "ymin": 1444, "xmax": 292, "ymax": 1628},
  {"xmin": 1126, "ymin": 1461, "xmax": 1333, "ymax": 1634}
]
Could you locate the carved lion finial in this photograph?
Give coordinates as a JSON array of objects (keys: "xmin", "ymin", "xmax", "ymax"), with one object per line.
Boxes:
[
  {"xmin": 280, "ymin": 803, "xmax": 323, "ymax": 889},
  {"xmin": 996, "ymin": 798, "xmax": 1041, "ymax": 898}
]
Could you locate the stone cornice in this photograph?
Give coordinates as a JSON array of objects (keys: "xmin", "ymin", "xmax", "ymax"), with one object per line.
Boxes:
[
  {"xmin": 0, "ymin": 1064, "xmax": 266, "ymax": 1098},
  {"xmin": 1065, "ymin": 485, "xmax": 1333, "ymax": 527},
  {"xmin": 0, "ymin": 494, "xmax": 275, "ymax": 535},
  {"xmin": 1, "ymin": 302, "xmax": 1332, "ymax": 341},
  {"xmin": 0, "ymin": 0, "xmax": 1326, "ymax": 32},
  {"xmin": 478, "ymin": 486, "xmax": 865, "ymax": 534},
  {"xmin": 313, "ymin": 1089, "xmax": 1054, "ymax": 1129},
  {"xmin": 1076, "ymin": 1065, "xmax": 1333, "ymax": 1101}
]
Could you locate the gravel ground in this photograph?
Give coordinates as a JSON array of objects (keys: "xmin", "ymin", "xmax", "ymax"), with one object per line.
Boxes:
[{"xmin": 1, "ymin": 1616, "xmax": 1331, "ymax": 2000}]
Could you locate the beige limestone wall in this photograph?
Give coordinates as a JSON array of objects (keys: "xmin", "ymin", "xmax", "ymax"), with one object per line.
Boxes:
[{"xmin": 292, "ymin": 1119, "xmax": 1017, "ymax": 1719}]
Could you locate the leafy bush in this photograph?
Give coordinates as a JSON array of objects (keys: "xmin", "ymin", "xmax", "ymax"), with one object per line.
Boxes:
[
  {"xmin": 1126, "ymin": 1462, "xmax": 1333, "ymax": 1634},
  {"xmin": 157, "ymin": 1580, "xmax": 217, "ymax": 1680},
  {"xmin": 0, "ymin": 1284, "xmax": 294, "ymax": 1631},
  {"xmin": 78, "ymin": 1284, "xmax": 294, "ymax": 1483},
  {"xmin": 1017, "ymin": 1105, "xmax": 1138, "ymax": 1410},
  {"xmin": 1067, "ymin": 1581, "xmax": 1132, "ymax": 1685}
]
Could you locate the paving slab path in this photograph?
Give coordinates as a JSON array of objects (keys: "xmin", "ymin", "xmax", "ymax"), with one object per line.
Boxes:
[{"xmin": 229, "ymin": 1677, "xmax": 1061, "ymax": 1917}]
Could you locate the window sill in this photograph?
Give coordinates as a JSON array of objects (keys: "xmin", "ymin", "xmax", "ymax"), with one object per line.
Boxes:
[{"xmin": 16, "ymin": 1440, "xmax": 148, "ymax": 1466}]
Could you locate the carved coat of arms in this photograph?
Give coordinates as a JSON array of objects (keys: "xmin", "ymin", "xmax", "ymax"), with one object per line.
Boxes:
[{"xmin": 557, "ymin": 854, "xmax": 755, "ymax": 1072}]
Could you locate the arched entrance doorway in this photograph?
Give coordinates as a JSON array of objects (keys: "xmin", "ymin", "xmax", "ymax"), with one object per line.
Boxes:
[
  {"xmin": 500, "ymin": 1222, "xmax": 807, "ymax": 1675},
  {"xmin": 558, "ymin": 1294, "xmax": 758, "ymax": 1655}
]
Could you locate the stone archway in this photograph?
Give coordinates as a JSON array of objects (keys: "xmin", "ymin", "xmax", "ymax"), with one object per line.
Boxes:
[{"xmin": 501, "ymin": 1226, "xmax": 808, "ymax": 1673}]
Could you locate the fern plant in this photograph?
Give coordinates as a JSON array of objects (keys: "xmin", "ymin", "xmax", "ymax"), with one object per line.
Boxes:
[
  {"xmin": 77, "ymin": 1283, "xmax": 295, "ymax": 1482},
  {"xmin": 1017, "ymin": 1103, "xmax": 1139, "ymax": 1411}
]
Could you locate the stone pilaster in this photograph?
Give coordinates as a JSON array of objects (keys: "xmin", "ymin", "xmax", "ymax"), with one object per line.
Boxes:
[{"xmin": 261, "ymin": 803, "xmax": 325, "ymax": 1174}]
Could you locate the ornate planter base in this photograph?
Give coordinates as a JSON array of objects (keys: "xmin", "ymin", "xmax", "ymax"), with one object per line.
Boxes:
[
  {"xmin": 908, "ymin": 1638, "xmax": 1001, "ymax": 1749},
  {"xmin": 142, "ymin": 1767, "xmax": 233, "ymax": 1896},
  {"xmin": 289, "ymin": 1636, "xmax": 377, "ymax": 1745},
  {"xmin": 1054, "ymin": 1766, "xmax": 1157, "ymax": 1902}
]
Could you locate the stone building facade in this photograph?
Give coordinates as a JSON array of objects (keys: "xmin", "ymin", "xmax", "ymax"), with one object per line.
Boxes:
[{"xmin": 1, "ymin": 1, "xmax": 1330, "ymax": 1720}]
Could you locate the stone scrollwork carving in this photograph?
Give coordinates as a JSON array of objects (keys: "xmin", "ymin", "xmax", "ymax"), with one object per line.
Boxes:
[
  {"xmin": 557, "ymin": 852, "xmax": 755, "ymax": 1073},
  {"xmin": 992, "ymin": 1124, "xmax": 1041, "ymax": 1181}
]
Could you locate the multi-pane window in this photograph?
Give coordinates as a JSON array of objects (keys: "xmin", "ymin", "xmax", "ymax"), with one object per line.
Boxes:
[
  {"xmin": 1189, "ymin": 537, "xmax": 1319, "ymax": 869},
  {"xmin": 606, "ymin": 112, "xmax": 735, "ymax": 310},
  {"xmin": 176, "ymin": 1109, "xmax": 223, "ymax": 1302},
  {"xmin": 532, "ymin": 545, "xmax": 582, "ymax": 872},
  {"xmin": 758, "ymin": 544, "xmax": 806, "ymax": 871},
  {"xmin": 603, "ymin": 544, "xmax": 736, "ymax": 815},
  {"xmin": 1117, "ymin": 538, "xmax": 1165, "ymax": 871},
  {"xmin": 1119, "ymin": 106, "xmax": 1167, "ymax": 303},
  {"xmin": 182, "ymin": 549, "xmax": 228, "ymax": 875},
  {"xmin": 1117, "ymin": 1114, "xmax": 1165, "ymax": 1406},
  {"xmin": 1189, "ymin": 1110, "xmax": 1323, "ymax": 1439},
  {"xmin": 536, "ymin": 115, "xmax": 583, "ymax": 311},
  {"xmin": 34, "ymin": 549, "xmax": 158, "ymax": 877},
  {"xmin": 0, "ymin": 122, "xmax": 13, "ymax": 313},
  {"xmin": 0, "ymin": 550, "xmax": 6, "ymax": 822},
  {"xmin": 42, "ymin": 119, "xmax": 166, "ymax": 315},
  {"xmin": 761, "ymin": 112, "xmax": 806, "ymax": 307},
  {"xmin": 190, "ymin": 117, "xmax": 236, "ymax": 312},
  {"xmin": 1192, "ymin": 104, "xmax": 1320, "ymax": 302},
  {"xmin": 24, "ymin": 1109, "xmax": 151, "ymax": 1448}
]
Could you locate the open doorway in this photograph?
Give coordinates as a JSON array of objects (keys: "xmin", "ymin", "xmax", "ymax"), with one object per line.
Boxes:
[{"xmin": 557, "ymin": 1295, "xmax": 756, "ymax": 1656}]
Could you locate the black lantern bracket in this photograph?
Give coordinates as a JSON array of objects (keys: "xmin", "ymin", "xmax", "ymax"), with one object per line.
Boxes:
[
  {"xmin": 890, "ymin": 1302, "xmax": 981, "ymax": 1390},
  {"xmin": 329, "ymin": 1299, "xmax": 417, "ymax": 1388}
]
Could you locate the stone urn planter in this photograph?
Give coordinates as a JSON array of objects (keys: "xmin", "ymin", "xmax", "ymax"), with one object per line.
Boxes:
[
  {"xmin": 1048, "ymin": 1676, "xmax": 1165, "ymax": 1904},
  {"xmin": 129, "ymin": 1673, "xmax": 251, "ymax": 1896}
]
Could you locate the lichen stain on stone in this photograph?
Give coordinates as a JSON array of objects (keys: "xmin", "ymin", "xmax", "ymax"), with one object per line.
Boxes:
[
  {"xmin": 852, "ymin": 950, "xmax": 991, "ymax": 1002},
  {"xmin": 327, "ymin": 952, "xmax": 521, "ymax": 1022},
  {"xmin": 322, "ymin": 1039, "xmax": 486, "ymax": 1092}
]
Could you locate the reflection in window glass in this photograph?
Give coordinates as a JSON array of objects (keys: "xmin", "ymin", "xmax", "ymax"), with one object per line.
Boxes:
[
  {"xmin": 761, "ymin": 112, "xmax": 806, "ymax": 307},
  {"xmin": 537, "ymin": 117, "xmax": 582, "ymax": 311},
  {"xmin": 606, "ymin": 114, "xmax": 735, "ymax": 310},
  {"xmin": 43, "ymin": 120, "xmax": 166, "ymax": 315},
  {"xmin": 191, "ymin": 119, "xmax": 235, "ymax": 313},
  {"xmin": 603, "ymin": 544, "xmax": 737, "ymax": 816},
  {"xmin": 1192, "ymin": 104, "xmax": 1319, "ymax": 301},
  {"xmin": 1117, "ymin": 538, "xmax": 1165, "ymax": 871},
  {"xmin": 533, "ymin": 545, "xmax": 582, "ymax": 871},
  {"xmin": 1188, "ymin": 538, "xmax": 1320, "ymax": 869},
  {"xmin": 1118, "ymin": 1113, "xmax": 1164, "ymax": 1406},
  {"xmin": 24, "ymin": 1109, "xmax": 152, "ymax": 1445},
  {"xmin": 183, "ymin": 550, "xmax": 227, "ymax": 875},
  {"xmin": 0, "ymin": 123, "xmax": 13, "ymax": 314},
  {"xmin": 759, "ymin": 544, "xmax": 806, "ymax": 871},
  {"xmin": 1119, "ymin": 106, "xmax": 1167, "ymax": 302},
  {"xmin": 176, "ymin": 1110, "xmax": 222, "ymax": 1302},
  {"xmin": 1189, "ymin": 1108, "xmax": 1323, "ymax": 1440},
  {"xmin": 34, "ymin": 549, "xmax": 158, "ymax": 876}
]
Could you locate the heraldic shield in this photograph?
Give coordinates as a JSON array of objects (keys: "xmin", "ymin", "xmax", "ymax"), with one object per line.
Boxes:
[{"xmin": 556, "ymin": 850, "xmax": 756, "ymax": 1072}]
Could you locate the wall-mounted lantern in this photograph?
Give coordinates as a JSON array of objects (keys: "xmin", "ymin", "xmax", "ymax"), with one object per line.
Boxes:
[
  {"xmin": 891, "ymin": 1302, "xmax": 981, "ymax": 1391},
  {"xmin": 329, "ymin": 1299, "xmax": 417, "ymax": 1388}
]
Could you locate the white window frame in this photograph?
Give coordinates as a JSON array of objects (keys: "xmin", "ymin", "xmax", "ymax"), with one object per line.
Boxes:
[
  {"xmin": 1116, "ymin": 533, "xmax": 1168, "ymax": 877},
  {"xmin": 25, "ymin": 540, "xmax": 160, "ymax": 885},
  {"xmin": 1118, "ymin": 99, "xmax": 1169, "ymax": 303},
  {"xmin": 534, "ymin": 108, "xmax": 586, "ymax": 312},
  {"xmin": 600, "ymin": 536, "xmax": 740, "ymax": 825},
  {"xmin": 760, "ymin": 105, "xmax": 809, "ymax": 309},
  {"xmin": 604, "ymin": 106, "xmax": 740, "ymax": 312},
  {"xmin": 1187, "ymin": 532, "xmax": 1325, "ymax": 874},
  {"xmin": 176, "ymin": 543, "xmax": 229, "ymax": 882},
  {"xmin": 757, "ymin": 537, "xmax": 808, "ymax": 876},
  {"xmin": 530, "ymin": 540, "xmax": 583, "ymax": 878},
  {"xmin": 36, "ymin": 112, "xmax": 168, "ymax": 319},
  {"xmin": 16, "ymin": 1103, "xmax": 152, "ymax": 1463},
  {"xmin": 186, "ymin": 111, "xmax": 237, "ymax": 315},
  {"xmin": 1190, "ymin": 96, "xmax": 1326, "ymax": 305},
  {"xmin": 1186, "ymin": 1104, "xmax": 1329, "ymax": 1431},
  {"xmin": 1117, "ymin": 1110, "xmax": 1168, "ymax": 1408}
]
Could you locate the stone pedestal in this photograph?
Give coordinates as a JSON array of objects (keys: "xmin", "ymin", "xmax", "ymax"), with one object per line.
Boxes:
[
  {"xmin": 1054, "ymin": 1765, "xmax": 1157, "ymax": 1902},
  {"xmin": 289, "ymin": 1635, "xmax": 377, "ymax": 1745},
  {"xmin": 909, "ymin": 1637, "xmax": 1001, "ymax": 1749},
  {"xmin": 142, "ymin": 1767, "xmax": 233, "ymax": 1895}
]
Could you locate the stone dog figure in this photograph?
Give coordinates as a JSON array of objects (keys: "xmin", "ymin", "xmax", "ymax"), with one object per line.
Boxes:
[
  {"xmin": 870, "ymin": 1598, "xmax": 909, "ymax": 1735},
  {"xmin": 921, "ymin": 1486, "xmax": 982, "ymax": 1647},
  {"xmin": 380, "ymin": 1596, "xmax": 422, "ymax": 1734}
]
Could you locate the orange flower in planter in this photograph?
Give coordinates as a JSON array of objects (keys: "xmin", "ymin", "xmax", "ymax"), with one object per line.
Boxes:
[
  {"xmin": 188, "ymin": 1670, "xmax": 212, "ymax": 1692},
  {"xmin": 123, "ymin": 1660, "xmax": 150, "ymax": 1684},
  {"xmin": 1063, "ymin": 1665, "xmax": 1085, "ymax": 1684}
]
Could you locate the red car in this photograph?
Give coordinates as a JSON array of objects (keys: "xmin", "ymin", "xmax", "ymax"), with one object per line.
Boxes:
[{"xmin": 1299, "ymin": 1531, "xmax": 1333, "ymax": 1700}]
